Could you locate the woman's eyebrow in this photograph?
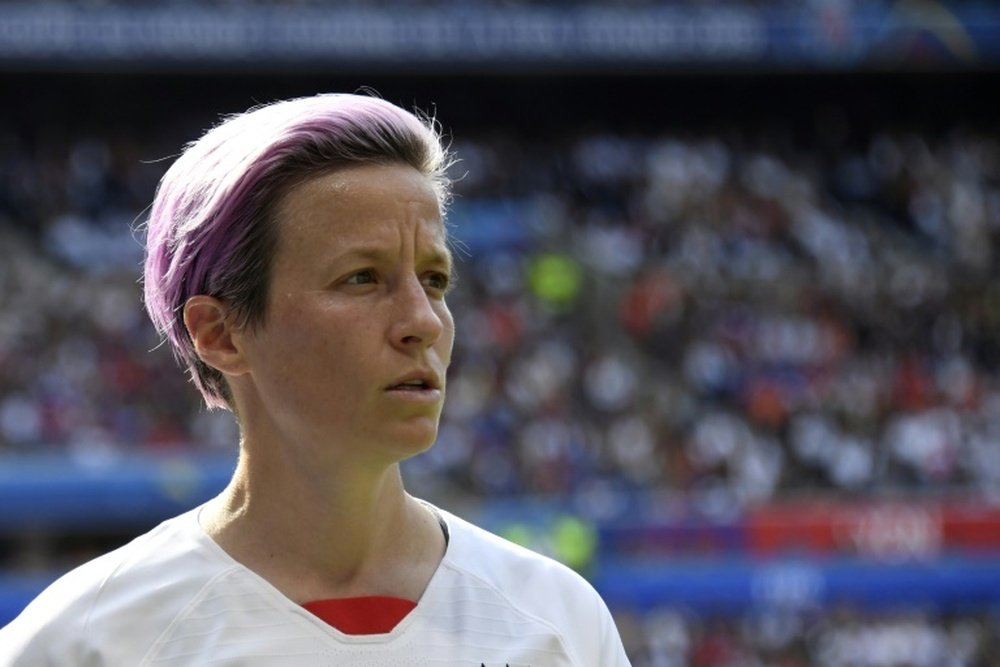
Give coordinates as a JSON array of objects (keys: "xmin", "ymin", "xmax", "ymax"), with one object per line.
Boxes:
[
  {"xmin": 424, "ymin": 247, "xmax": 454, "ymax": 271},
  {"xmin": 324, "ymin": 244, "xmax": 453, "ymax": 269}
]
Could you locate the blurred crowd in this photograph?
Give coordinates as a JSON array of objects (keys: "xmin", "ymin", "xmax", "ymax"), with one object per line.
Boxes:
[
  {"xmin": 617, "ymin": 606, "xmax": 1000, "ymax": 667},
  {"xmin": 1, "ymin": 115, "xmax": 999, "ymax": 511},
  {"xmin": 10, "ymin": 0, "xmax": 883, "ymax": 8},
  {"xmin": 423, "ymin": 123, "xmax": 1000, "ymax": 510}
]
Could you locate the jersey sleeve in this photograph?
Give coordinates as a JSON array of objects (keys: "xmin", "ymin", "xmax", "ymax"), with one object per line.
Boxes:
[
  {"xmin": 554, "ymin": 567, "xmax": 631, "ymax": 666},
  {"xmin": 591, "ymin": 589, "xmax": 632, "ymax": 666},
  {"xmin": 0, "ymin": 572, "xmax": 90, "ymax": 666}
]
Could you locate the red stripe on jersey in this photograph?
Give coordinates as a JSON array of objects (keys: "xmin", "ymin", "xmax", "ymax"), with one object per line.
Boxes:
[{"xmin": 302, "ymin": 596, "xmax": 417, "ymax": 635}]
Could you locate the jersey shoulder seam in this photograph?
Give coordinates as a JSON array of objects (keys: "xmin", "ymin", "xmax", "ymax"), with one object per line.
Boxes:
[
  {"xmin": 438, "ymin": 555, "xmax": 582, "ymax": 664},
  {"xmin": 138, "ymin": 565, "xmax": 245, "ymax": 666}
]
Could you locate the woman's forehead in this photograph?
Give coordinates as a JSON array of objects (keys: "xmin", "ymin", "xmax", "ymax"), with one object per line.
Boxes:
[
  {"xmin": 272, "ymin": 165, "xmax": 448, "ymax": 259},
  {"xmin": 277, "ymin": 164, "xmax": 441, "ymax": 222}
]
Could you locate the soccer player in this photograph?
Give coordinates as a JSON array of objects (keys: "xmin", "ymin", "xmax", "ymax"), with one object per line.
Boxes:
[{"xmin": 0, "ymin": 93, "xmax": 631, "ymax": 665}]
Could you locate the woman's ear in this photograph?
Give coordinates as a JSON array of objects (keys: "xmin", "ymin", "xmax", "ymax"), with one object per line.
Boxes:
[{"xmin": 183, "ymin": 296, "xmax": 249, "ymax": 376}]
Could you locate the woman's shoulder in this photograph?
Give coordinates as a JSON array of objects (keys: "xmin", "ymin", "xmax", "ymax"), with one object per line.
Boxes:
[
  {"xmin": 436, "ymin": 507, "xmax": 605, "ymax": 606},
  {"xmin": 429, "ymin": 507, "xmax": 626, "ymax": 665},
  {"xmin": 0, "ymin": 506, "xmax": 233, "ymax": 664}
]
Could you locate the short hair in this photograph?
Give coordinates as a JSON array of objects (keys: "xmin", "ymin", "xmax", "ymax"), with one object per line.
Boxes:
[{"xmin": 143, "ymin": 93, "xmax": 454, "ymax": 410}]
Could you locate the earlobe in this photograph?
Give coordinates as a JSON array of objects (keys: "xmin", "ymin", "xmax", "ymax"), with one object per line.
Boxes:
[{"xmin": 183, "ymin": 296, "xmax": 249, "ymax": 376}]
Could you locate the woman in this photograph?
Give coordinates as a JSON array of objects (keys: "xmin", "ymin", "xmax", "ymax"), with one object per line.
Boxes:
[{"xmin": 0, "ymin": 93, "xmax": 630, "ymax": 665}]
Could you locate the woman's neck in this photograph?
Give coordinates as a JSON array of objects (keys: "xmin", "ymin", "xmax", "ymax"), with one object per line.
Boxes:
[{"xmin": 199, "ymin": 447, "xmax": 446, "ymax": 604}]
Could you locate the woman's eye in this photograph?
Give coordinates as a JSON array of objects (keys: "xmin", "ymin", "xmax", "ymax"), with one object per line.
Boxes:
[
  {"xmin": 423, "ymin": 272, "xmax": 452, "ymax": 292},
  {"xmin": 345, "ymin": 270, "xmax": 377, "ymax": 285}
]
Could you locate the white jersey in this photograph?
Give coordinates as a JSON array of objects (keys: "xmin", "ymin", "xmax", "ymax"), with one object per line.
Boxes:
[{"xmin": 0, "ymin": 504, "xmax": 630, "ymax": 666}]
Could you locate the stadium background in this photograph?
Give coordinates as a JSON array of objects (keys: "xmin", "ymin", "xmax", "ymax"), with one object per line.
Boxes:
[{"xmin": 1, "ymin": 1, "xmax": 999, "ymax": 664}]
